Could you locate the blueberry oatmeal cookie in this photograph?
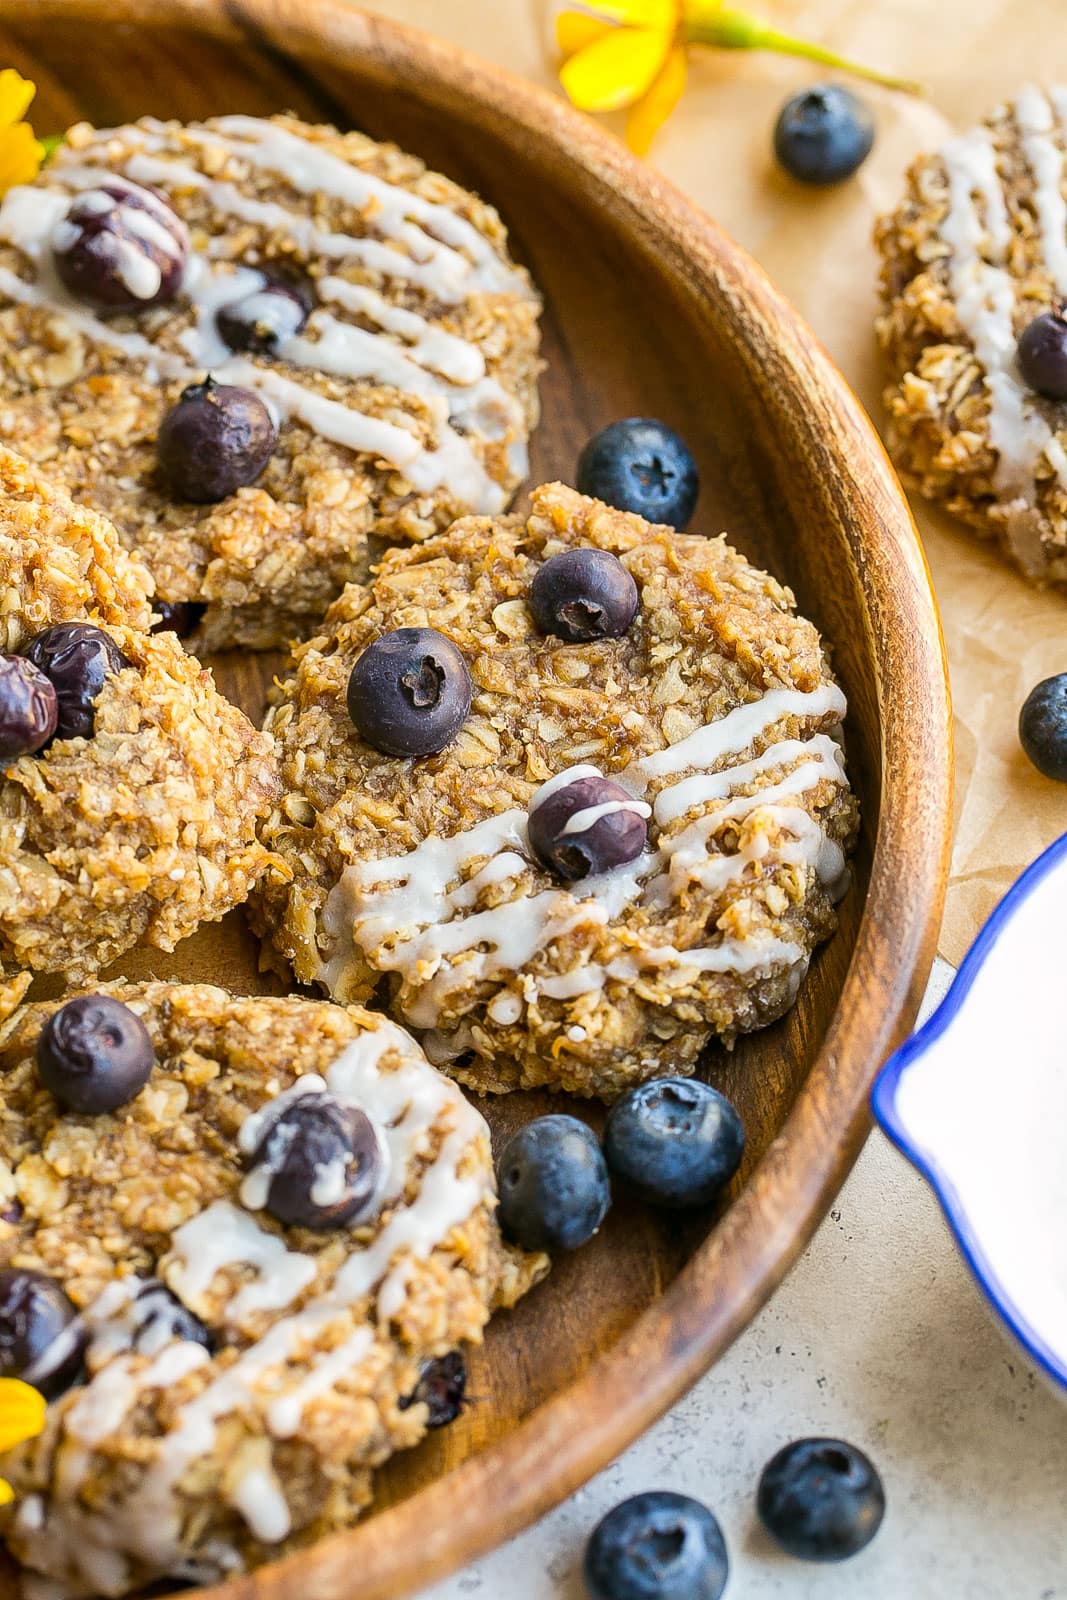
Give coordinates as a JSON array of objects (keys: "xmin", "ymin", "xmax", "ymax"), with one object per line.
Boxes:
[
  {"xmin": 0, "ymin": 113, "xmax": 542, "ymax": 649},
  {"xmin": 256, "ymin": 482, "xmax": 858, "ymax": 1099},
  {"xmin": 877, "ymin": 85, "xmax": 1067, "ymax": 584},
  {"xmin": 0, "ymin": 450, "xmax": 278, "ymax": 1015},
  {"xmin": 0, "ymin": 981, "xmax": 545, "ymax": 1594}
]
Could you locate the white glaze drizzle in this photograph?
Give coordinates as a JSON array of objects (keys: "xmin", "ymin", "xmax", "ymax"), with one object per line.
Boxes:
[
  {"xmin": 226, "ymin": 1463, "xmax": 291, "ymax": 1545},
  {"xmin": 8, "ymin": 1021, "xmax": 493, "ymax": 1595},
  {"xmin": 320, "ymin": 682, "xmax": 850, "ymax": 1026},
  {"xmin": 168, "ymin": 1201, "xmax": 319, "ymax": 1326},
  {"xmin": 559, "ymin": 798, "xmax": 652, "ymax": 837},
  {"xmin": 938, "ymin": 89, "xmax": 1067, "ymax": 497},
  {"xmin": 0, "ymin": 111, "xmax": 531, "ymax": 514},
  {"xmin": 175, "ymin": 115, "xmax": 528, "ymax": 298},
  {"xmin": 1015, "ymin": 85, "xmax": 1067, "ymax": 295}
]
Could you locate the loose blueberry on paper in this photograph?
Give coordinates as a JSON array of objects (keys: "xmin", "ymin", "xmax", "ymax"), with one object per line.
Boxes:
[
  {"xmin": 584, "ymin": 1491, "xmax": 729, "ymax": 1600},
  {"xmin": 774, "ymin": 86, "xmax": 874, "ymax": 185},
  {"xmin": 52, "ymin": 181, "xmax": 188, "ymax": 313},
  {"xmin": 23, "ymin": 622, "xmax": 131, "ymax": 741},
  {"xmin": 157, "ymin": 378, "xmax": 277, "ymax": 503},
  {"xmin": 528, "ymin": 772, "xmax": 650, "ymax": 882},
  {"xmin": 757, "ymin": 1437, "xmax": 885, "ymax": 1561},
  {"xmin": 36, "ymin": 994, "xmax": 155, "ymax": 1115},
  {"xmin": 399, "ymin": 1351, "xmax": 467, "ymax": 1428},
  {"xmin": 244, "ymin": 1092, "xmax": 383, "ymax": 1230},
  {"xmin": 347, "ymin": 626, "xmax": 472, "ymax": 759},
  {"xmin": 0, "ymin": 656, "xmax": 57, "ymax": 759},
  {"xmin": 1019, "ymin": 673, "xmax": 1067, "ymax": 781},
  {"xmin": 577, "ymin": 419, "xmax": 699, "ymax": 530},
  {"xmin": 0, "ymin": 1268, "xmax": 85, "ymax": 1398},
  {"xmin": 496, "ymin": 1115, "xmax": 611, "ymax": 1253},
  {"xmin": 217, "ymin": 279, "xmax": 311, "ymax": 355},
  {"xmin": 528, "ymin": 547, "xmax": 639, "ymax": 643},
  {"xmin": 1017, "ymin": 306, "xmax": 1067, "ymax": 400},
  {"xmin": 604, "ymin": 1079, "xmax": 745, "ymax": 1209}
]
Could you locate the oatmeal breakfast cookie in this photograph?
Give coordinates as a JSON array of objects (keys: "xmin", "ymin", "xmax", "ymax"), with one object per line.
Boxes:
[
  {"xmin": 876, "ymin": 85, "xmax": 1067, "ymax": 583},
  {"xmin": 0, "ymin": 452, "xmax": 279, "ymax": 1014},
  {"xmin": 255, "ymin": 482, "xmax": 858, "ymax": 1099},
  {"xmin": 0, "ymin": 113, "xmax": 542, "ymax": 649},
  {"xmin": 0, "ymin": 443, "xmax": 154, "ymax": 641},
  {"xmin": 0, "ymin": 981, "xmax": 545, "ymax": 1595}
]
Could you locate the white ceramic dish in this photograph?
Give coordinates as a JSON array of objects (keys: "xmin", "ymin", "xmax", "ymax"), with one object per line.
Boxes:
[{"xmin": 874, "ymin": 833, "xmax": 1067, "ymax": 1391}]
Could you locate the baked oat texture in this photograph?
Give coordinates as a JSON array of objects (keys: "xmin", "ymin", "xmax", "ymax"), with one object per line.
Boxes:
[
  {"xmin": 0, "ymin": 114, "xmax": 542, "ymax": 649},
  {"xmin": 876, "ymin": 85, "xmax": 1067, "ymax": 583},
  {"xmin": 256, "ymin": 482, "xmax": 859, "ymax": 1100},
  {"xmin": 0, "ymin": 982, "xmax": 544, "ymax": 1595},
  {"xmin": 0, "ymin": 451, "xmax": 280, "ymax": 1015}
]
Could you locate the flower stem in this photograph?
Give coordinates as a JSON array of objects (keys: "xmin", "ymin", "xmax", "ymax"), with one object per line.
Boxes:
[{"xmin": 685, "ymin": 7, "xmax": 921, "ymax": 93}]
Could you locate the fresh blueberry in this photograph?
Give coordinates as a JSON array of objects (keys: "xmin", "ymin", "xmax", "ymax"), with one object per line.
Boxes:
[
  {"xmin": 150, "ymin": 599, "xmax": 206, "ymax": 640},
  {"xmin": 1019, "ymin": 673, "xmax": 1067, "ymax": 780},
  {"xmin": 577, "ymin": 419, "xmax": 699, "ymax": 530},
  {"xmin": 604, "ymin": 1079, "xmax": 745, "ymax": 1209},
  {"xmin": 347, "ymin": 626, "xmax": 472, "ymax": 758},
  {"xmin": 0, "ymin": 655, "xmax": 57, "ymax": 759},
  {"xmin": 129, "ymin": 1282, "xmax": 212, "ymax": 1354},
  {"xmin": 528, "ymin": 772, "xmax": 649, "ymax": 882},
  {"xmin": 528, "ymin": 548, "xmax": 639, "ymax": 643},
  {"xmin": 399, "ymin": 1351, "xmax": 467, "ymax": 1428},
  {"xmin": 217, "ymin": 279, "xmax": 311, "ymax": 355},
  {"xmin": 757, "ymin": 1437, "xmax": 885, "ymax": 1561},
  {"xmin": 496, "ymin": 1115, "xmax": 610, "ymax": 1253},
  {"xmin": 243, "ymin": 1092, "xmax": 384, "ymax": 1230},
  {"xmin": 36, "ymin": 994, "xmax": 156, "ymax": 1115},
  {"xmin": 23, "ymin": 623, "xmax": 131, "ymax": 741},
  {"xmin": 157, "ymin": 378, "xmax": 277, "ymax": 503},
  {"xmin": 1017, "ymin": 307, "xmax": 1067, "ymax": 399},
  {"xmin": 52, "ymin": 181, "xmax": 187, "ymax": 313},
  {"xmin": 584, "ymin": 1491, "xmax": 729, "ymax": 1600},
  {"xmin": 773, "ymin": 86, "xmax": 874, "ymax": 186},
  {"xmin": 0, "ymin": 1268, "xmax": 85, "ymax": 1397}
]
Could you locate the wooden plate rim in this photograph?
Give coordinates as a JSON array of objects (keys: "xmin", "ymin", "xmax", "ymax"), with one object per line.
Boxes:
[{"xmin": 0, "ymin": 4, "xmax": 954, "ymax": 1595}]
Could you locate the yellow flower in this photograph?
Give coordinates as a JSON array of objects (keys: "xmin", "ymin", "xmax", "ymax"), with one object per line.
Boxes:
[
  {"xmin": 0, "ymin": 70, "xmax": 47, "ymax": 196},
  {"xmin": 556, "ymin": 1, "xmax": 918, "ymax": 155},
  {"xmin": 0, "ymin": 1379, "xmax": 46, "ymax": 1506}
]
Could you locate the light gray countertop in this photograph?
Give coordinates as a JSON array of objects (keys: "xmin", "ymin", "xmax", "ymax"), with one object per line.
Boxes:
[{"xmin": 427, "ymin": 962, "xmax": 1067, "ymax": 1598}]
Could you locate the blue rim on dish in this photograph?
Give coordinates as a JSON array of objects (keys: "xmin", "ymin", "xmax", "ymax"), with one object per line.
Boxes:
[{"xmin": 872, "ymin": 830, "xmax": 1067, "ymax": 1393}]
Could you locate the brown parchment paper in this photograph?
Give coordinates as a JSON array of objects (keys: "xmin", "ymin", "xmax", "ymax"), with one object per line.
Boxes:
[{"xmin": 369, "ymin": 0, "xmax": 1067, "ymax": 964}]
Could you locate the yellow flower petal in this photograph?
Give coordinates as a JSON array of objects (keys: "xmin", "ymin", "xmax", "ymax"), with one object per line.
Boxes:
[
  {"xmin": 0, "ymin": 70, "xmax": 36, "ymax": 130},
  {"xmin": 559, "ymin": 26, "xmax": 674, "ymax": 113},
  {"xmin": 626, "ymin": 43, "xmax": 688, "ymax": 154},
  {"xmin": 0, "ymin": 122, "xmax": 45, "ymax": 198},
  {"xmin": 569, "ymin": 0, "xmax": 678, "ymax": 26},
  {"xmin": 556, "ymin": 11, "xmax": 615, "ymax": 58},
  {"xmin": 0, "ymin": 1379, "xmax": 46, "ymax": 1455},
  {"xmin": 0, "ymin": 1479, "xmax": 13, "ymax": 1507}
]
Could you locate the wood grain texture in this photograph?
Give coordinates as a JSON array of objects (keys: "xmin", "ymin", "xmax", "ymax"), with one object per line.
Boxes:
[{"xmin": 0, "ymin": 4, "xmax": 953, "ymax": 1596}]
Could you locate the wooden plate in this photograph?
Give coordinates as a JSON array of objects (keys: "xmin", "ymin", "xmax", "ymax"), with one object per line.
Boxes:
[{"xmin": 0, "ymin": 4, "xmax": 953, "ymax": 1596}]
